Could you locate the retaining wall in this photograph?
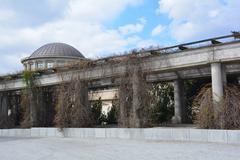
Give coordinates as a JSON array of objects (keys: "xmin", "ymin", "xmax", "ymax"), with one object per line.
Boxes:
[{"xmin": 0, "ymin": 128, "xmax": 240, "ymax": 144}]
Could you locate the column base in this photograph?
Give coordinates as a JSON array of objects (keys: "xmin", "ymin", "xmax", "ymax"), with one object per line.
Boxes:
[{"xmin": 172, "ymin": 116, "xmax": 182, "ymax": 124}]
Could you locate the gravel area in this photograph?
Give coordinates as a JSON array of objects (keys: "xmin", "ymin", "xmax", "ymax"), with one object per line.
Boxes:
[{"xmin": 0, "ymin": 137, "xmax": 240, "ymax": 160}]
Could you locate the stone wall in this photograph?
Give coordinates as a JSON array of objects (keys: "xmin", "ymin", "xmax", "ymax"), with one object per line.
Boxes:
[{"xmin": 0, "ymin": 128, "xmax": 240, "ymax": 144}]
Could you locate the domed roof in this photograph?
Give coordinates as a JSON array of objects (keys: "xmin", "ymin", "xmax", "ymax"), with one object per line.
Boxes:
[{"xmin": 29, "ymin": 43, "xmax": 84, "ymax": 58}]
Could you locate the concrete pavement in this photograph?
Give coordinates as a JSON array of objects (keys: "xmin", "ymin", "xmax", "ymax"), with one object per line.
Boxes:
[{"xmin": 0, "ymin": 137, "xmax": 240, "ymax": 160}]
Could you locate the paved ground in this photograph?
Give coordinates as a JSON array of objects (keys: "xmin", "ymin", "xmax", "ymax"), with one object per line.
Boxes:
[{"xmin": 0, "ymin": 137, "xmax": 240, "ymax": 160}]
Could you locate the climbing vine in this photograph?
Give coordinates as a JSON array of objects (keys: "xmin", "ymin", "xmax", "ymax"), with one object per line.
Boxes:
[
  {"xmin": 20, "ymin": 71, "xmax": 36, "ymax": 128},
  {"xmin": 118, "ymin": 56, "xmax": 151, "ymax": 128},
  {"xmin": 54, "ymin": 77, "xmax": 94, "ymax": 129}
]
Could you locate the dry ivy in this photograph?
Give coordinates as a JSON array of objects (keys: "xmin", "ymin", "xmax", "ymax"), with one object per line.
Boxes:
[
  {"xmin": 54, "ymin": 77, "xmax": 94, "ymax": 129},
  {"xmin": 193, "ymin": 84, "xmax": 240, "ymax": 129}
]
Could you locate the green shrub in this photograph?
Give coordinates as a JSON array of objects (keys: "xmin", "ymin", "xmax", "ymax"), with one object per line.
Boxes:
[
  {"xmin": 91, "ymin": 97, "xmax": 103, "ymax": 125},
  {"xmin": 107, "ymin": 103, "xmax": 118, "ymax": 124},
  {"xmin": 149, "ymin": 83, "xmax": 174, "ymax": 125}
]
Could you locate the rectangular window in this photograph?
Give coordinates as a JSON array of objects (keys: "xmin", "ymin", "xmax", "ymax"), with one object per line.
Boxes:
[
  {"xmin": 47, "ymin": 62, "xmax": 54, "ymax": 68},
  {"xmin": 37, "ymin": 62, "xmax": 44, "ymax": 69}
]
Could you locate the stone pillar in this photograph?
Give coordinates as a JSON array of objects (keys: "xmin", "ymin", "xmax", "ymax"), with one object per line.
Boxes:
[
  {"xmin": 78, "ymin": 81, "xmax": 89, "ymax": 109},
  {"xmin": 118, "ymin": 78, "xmax": 132, "ymax": 127},
  {"xmin": 130, "ymin": 66, "xmax": 141, "ymax": 128},
  {"xmin": 119, "ymin": 65, "xmax": 148, "ymax": 128},
  {"xmin": 72, "ymin": 80, "xmax": 93, "ymax": 127},
  {"xmin": 28, "ymin": 87, "xmax": 55, "ymax": 127},
  {"xmin": 0, "ymin": 92, "xmax": 15, "ymax": 128},
  {"xmin": 27, "ymin": 63, "xmax": 31, "ymax": 70},
  {"xmin": 54, "ymin": 61, "xmax": 57, "ymax": 68},
  {"xmin": 44, "ymin": 61, "xmax": 48, "ymax": 69},
  {"xmin": 0, "ymin": 92, "xmax": 8, "ymax": 128},
  {"xmin": 29, "ymin": 88, "xmax": 38, "ymax": 127},
  {"xmin": 172, "ymin": 79, "xmax": 186, "ymax": 124},
  {"xmin": 211, "ymin": 62, "xmax": 224, "ymax": 103},
  {"xmin": 34, "ymin": 61, "xmax": 38, "ymax": 70}
]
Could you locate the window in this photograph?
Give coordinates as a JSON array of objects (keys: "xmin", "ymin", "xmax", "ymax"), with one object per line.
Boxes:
[
  {"xmin": 37, "ymin": 62, "xmax": 44, "ymax": 69},
  {"xmin": 47, "ymin": 62, "xmax": 54, "ymax": 68}
]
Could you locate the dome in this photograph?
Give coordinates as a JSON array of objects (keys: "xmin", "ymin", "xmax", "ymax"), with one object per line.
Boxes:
[{"xmin": 29, "ymin": 43, "xmax": 84, "ymax": 59}]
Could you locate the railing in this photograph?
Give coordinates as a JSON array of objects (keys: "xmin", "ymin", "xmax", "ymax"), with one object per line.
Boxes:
[
  {"xmin": 99, "ymin": 32, "xmax": 240, "ymax": 60},
  {"xmin": 1, "ymin": 33, "xmax": 240, "ymax": 80},
  {"xmin": 148, "ymin": 32, "xmax": 240, "ymax": 54}
]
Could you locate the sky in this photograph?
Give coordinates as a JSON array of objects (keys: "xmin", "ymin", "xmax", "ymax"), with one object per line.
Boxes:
[{"xmin": 0, "ymin": 0, "xmax": 239, "ymax": 75}]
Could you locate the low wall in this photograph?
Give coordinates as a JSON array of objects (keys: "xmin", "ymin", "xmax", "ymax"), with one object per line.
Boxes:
[{"xmin": 0, "ymin": 128, "xmax": 240, "ymax": 144}]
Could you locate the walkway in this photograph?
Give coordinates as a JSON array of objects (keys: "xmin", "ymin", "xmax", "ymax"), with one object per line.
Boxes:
[{"xmin": 0, "ymin": 137, "xmax": 239, "ymax": 160}]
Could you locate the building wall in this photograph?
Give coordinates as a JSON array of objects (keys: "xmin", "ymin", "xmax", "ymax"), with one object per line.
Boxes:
[{"xmin": 22, "ymin": 57, "xmax": 86, "ymax": 71}]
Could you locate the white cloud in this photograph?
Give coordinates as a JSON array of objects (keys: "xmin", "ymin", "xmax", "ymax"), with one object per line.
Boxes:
[
  {"xmin": 119, "ymin": 18, "xmax": 146, "ymax": 35},
  {"xmin": 0, "ymin": 0, "xmax": 147, "ymax": 74},
  {"xmin": 151, "ymin": 24, "xmax": 165, "ymax": 36},
  {"xmin": 0, "ymin": 0, "xmax": 144, "ymax": 52},
  {"xmin": 66, "ymin": 0, "xmax": 143, "ymax": 22},
  {"xmin": 158, "ymin": 0, "xmax": 240, "ymax": 42}
]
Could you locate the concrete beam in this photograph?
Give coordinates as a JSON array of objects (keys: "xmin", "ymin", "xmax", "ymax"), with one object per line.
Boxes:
[
  {"xmin": 1, "ymin": 42, "xmax": 240, "ymax": 91},
  {"xmin": 89, "ymin": 88, "xmax": 118, "ymax": 101}
]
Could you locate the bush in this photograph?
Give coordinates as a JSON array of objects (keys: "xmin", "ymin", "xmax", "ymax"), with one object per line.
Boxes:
[
  {"xmin": 184, "ymin": 79, "xmax": 210, "ymax": 123},
  {"xmin": 193, "ymin": 84, "xmax": 240, "ymax": 129},
  {"xmin": 192, "ymin": 84, "xmax": 215, "ymax": 128},
  {"xmin": 91, "ymin": 97, "xmax": 103, "ymax": 125},
  {"xmin": 107, "ymin": 102, "xmax": 118, "ymax": 124},
  {"xmin": 92, "ymin": 98, "xmax": 119, "ymax": 125},
  {"xmin": 149, "ymin": 83, "xmax": 174, "ymax": 125}
]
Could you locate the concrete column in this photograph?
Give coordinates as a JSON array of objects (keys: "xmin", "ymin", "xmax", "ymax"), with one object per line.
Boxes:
[
  {"xmin": 34, "ymin": 61, "xmax": 38, "ymax": 70},
  {"xmin": 131, "ymin": 66, "xmax": 141, "ymax": 128},
  {"xmin": 72, "ymin": 80, "xmax": 93, "ymax": 127},
  {"xmin": 44, "ymin": 61, "xmax": 48, "ymax": 69},
  {"xmin": 211, "ymin": 63, "xmax": 224, "ymax": 103},
  {"xmin": 118, "ymin": 65, "xmax": 148, "ymax": 128},
  {"xmin": 0, "ymin": 92, "xmax": 7, "ymax": 128},
  {"xmin": 54, "ymin": 61, "xmax": 57, "ymax": 67},
  {"xmin": 172, "ymin": 79, "xmax": 186, "ymax": 124},
  {"xmin": 29, "ymin": 88, "xmax": 38, "ymax": 127},
  {"xmin": 118, "ymin": 80, "xmax": 131, "ymax": 127},
  {"xmin": 0, "ymin": 92, "xmax": 13, "ymax": 128},
  {"xmin": 27, "ymin": 63, "xmax": 31, "ymax": 70}
]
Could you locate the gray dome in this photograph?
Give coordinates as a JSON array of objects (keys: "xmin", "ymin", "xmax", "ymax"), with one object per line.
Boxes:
[{"xmin": 30, "ymin": 43, "xmax": 84, "ymax": 58}]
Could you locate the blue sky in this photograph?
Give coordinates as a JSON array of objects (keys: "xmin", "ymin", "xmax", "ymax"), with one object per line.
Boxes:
[{"xmin": 0, "ymin": 0, "xmax": 239, "ymax": 74}]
